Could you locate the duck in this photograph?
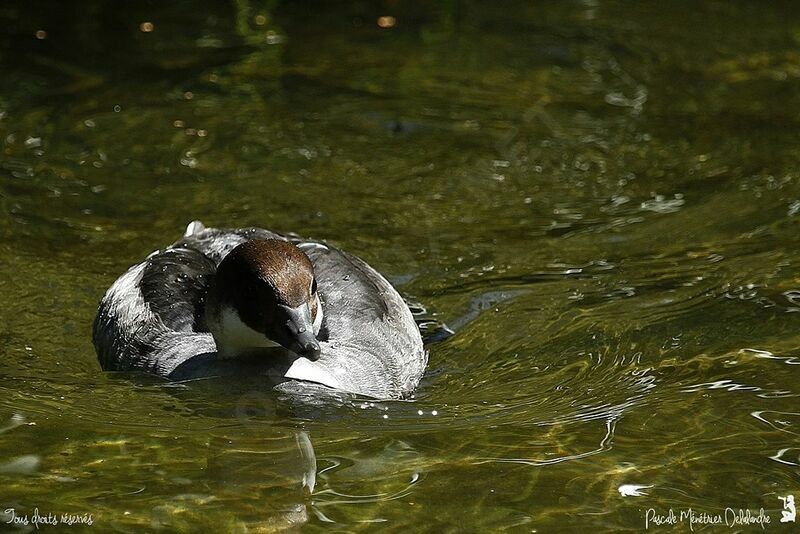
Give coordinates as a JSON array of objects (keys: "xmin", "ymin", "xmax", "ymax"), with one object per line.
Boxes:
[{"xmin": 92, "ymin": 221, "xmax": 427, "ymax": 399}]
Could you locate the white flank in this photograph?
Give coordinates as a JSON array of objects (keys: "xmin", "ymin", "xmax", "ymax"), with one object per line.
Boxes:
[{"xmin": 285, "ymin": 357, "xmax": 340, "ymax": 390}]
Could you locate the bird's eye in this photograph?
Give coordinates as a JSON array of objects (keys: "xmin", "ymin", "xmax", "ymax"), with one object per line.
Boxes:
[{"xmin": 311, "ymin": 278, "xmax": 317, "ymax": 294}]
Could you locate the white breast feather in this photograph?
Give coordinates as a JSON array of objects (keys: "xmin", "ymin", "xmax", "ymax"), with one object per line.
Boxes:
[{"xmin": 215, "ymin": 306, "xmax": 281, "ymax": 358}]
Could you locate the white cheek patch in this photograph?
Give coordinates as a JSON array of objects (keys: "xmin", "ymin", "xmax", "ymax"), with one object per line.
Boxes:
[
  {"xmin": 312, "ymin": 293, "xmax": 323, "ymax": 335},
  {"xmin": 215, "ymin": 306, "xmax": 281, "ymax": 358}
]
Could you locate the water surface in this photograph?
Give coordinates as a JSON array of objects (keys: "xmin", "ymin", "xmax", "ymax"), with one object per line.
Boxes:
[{"xmin": 2, "ymin": 1, "xmax": 800, "ymax": 531}]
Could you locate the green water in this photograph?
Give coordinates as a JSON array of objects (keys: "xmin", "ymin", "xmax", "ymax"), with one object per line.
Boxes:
[{"xmin": 2, "ymin": 1, "xmax": 800, "ymax": 531}]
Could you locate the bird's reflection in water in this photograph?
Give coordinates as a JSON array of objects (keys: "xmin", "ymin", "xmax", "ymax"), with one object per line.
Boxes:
[
  {"xmin": 151, "ymin": 367, "xmax": 435, "ymax": 528},
  {"xmin": 204, "ymin": 430, "xmax": 316, "ymax": 530}
]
